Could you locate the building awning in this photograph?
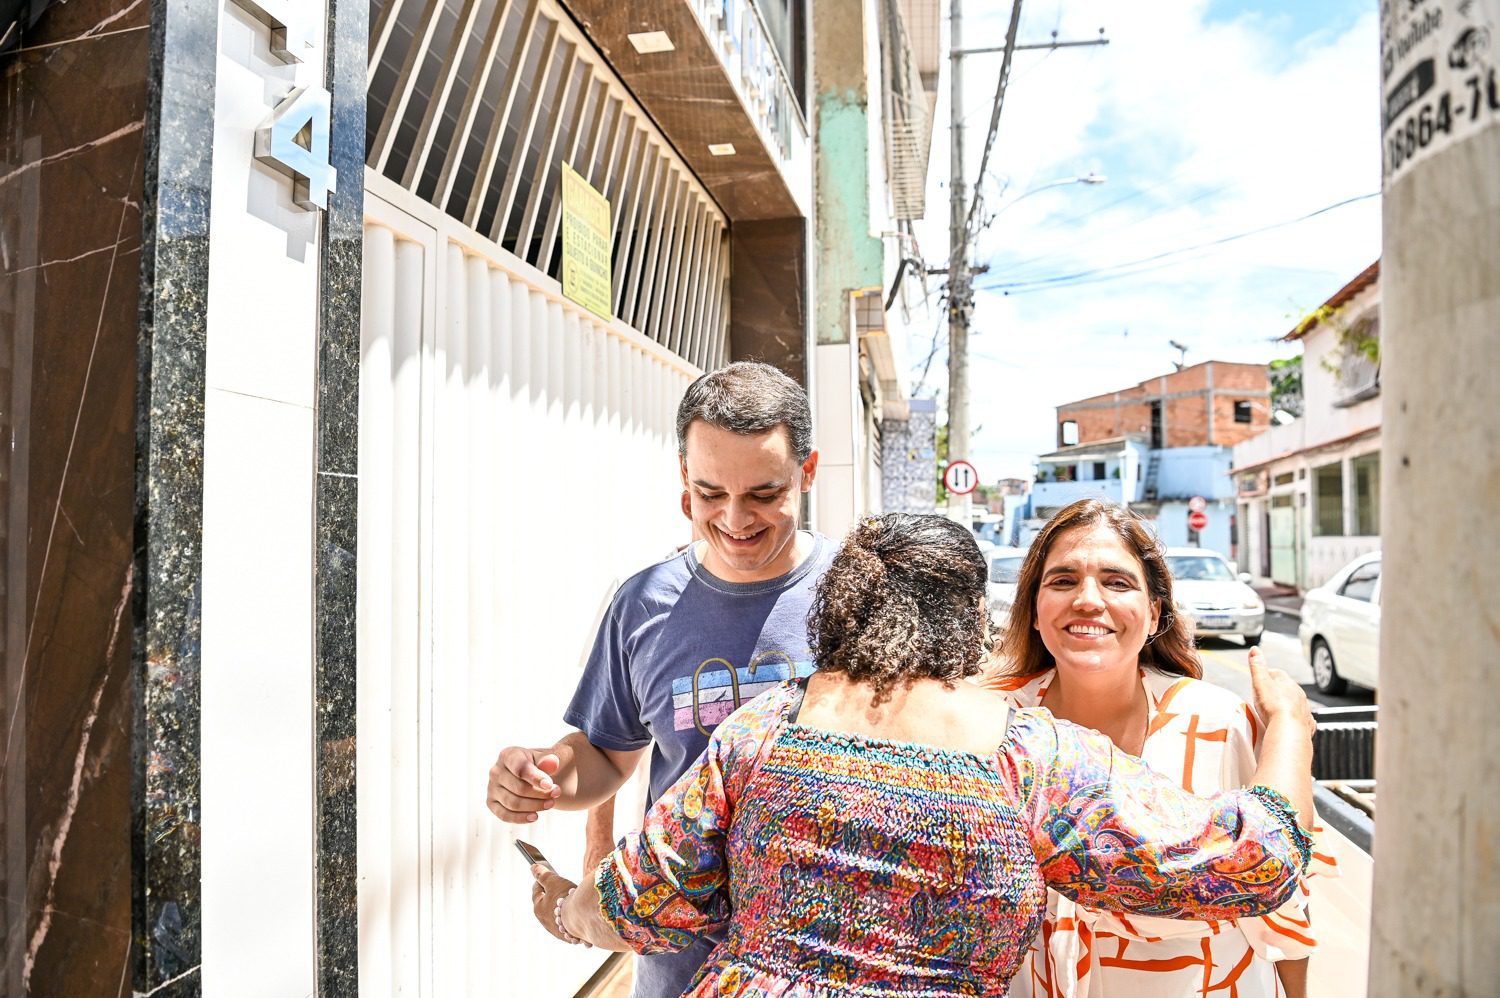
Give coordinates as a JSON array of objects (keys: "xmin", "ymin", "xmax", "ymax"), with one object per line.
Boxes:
[
  {"xmin": 1037, "ymin": 435, "xmax": 1143, "ymax": 463},
  {"xmin": 1284, "ymin": 261, "xmax": 1379, "ymax": 340},
  {"xmin": 1229, "ymin": 426, "xmax": 1380, "ymax": 474}
]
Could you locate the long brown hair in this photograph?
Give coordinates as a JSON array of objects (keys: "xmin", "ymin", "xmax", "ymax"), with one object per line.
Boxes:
[{"xmin": 998, "ymin": 499, "xmax": 1200, "ymax": 679}]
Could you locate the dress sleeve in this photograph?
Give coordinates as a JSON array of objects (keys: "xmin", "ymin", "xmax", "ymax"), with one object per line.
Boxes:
[
  {"xmin": 593, "ymin": 683, "xmax": 792, "ymax": 953},
  {"xmin": 1001, "ymin": 708, "xmax": 1312, "ymax": 922}
]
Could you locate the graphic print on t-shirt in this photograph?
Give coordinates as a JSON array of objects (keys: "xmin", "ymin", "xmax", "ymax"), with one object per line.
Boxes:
[{"xmin": 672, "ymin": 650, "xmax": 815, "ymax": 733}]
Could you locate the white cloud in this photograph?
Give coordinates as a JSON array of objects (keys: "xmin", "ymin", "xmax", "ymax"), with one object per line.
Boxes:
[{"xmin": 912, "ymin": 1, "xmax": 1382, "ymax": 481}]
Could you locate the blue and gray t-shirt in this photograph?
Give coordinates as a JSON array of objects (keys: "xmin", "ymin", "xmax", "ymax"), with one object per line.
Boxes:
[{"xmin": 564, "ymin": 531, "xmax": 835, "ymax": 998}]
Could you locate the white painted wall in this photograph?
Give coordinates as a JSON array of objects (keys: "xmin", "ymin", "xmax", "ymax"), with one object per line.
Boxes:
[
  {"xmin": 1232, "ymin": 279, "xmax": 1384, "ymax": 589},
  {"xmin": 1233, "ymin": 282, "xmax": 1383, "ymax": 473},
  {"xmin": 357, "ymin": 178, "xmax": 692, "ymax": 996},
  {"xmin": 1154, "ymin": 446, "xmax": 1236, "ymax": 501},
  {"xmin": 200, "ymin": 3, "xmax": 325, "ymax": 993},
  {"xmin": 814, "ymin": 340, "xmax": 863, "ymax": 540}
]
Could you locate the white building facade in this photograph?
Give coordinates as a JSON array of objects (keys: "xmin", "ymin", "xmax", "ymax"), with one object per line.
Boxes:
[
  {"xmin": 1030, "ymin": 437, "xmax": 1237, "ymax": 558},
  {"xmin": 1233, "ymin": 263, "xmax": 1382, "ymax": 591}
]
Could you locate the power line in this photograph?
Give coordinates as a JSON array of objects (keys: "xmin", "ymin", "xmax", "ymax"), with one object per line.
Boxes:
[
  {"xmin": 975, "ymin": 192, "xmax": 1379, "ymax": 295},
  {"xmin": 985, "ymin": 181, "xmax": 1235, "ymax": 281}
]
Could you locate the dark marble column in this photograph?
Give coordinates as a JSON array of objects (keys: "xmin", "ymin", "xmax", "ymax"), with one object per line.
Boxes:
[
  {"xmin": 314, "ymin": 0, "xmax": 366, "ymax": 993},
  {"xmin": 0, "ymin": 1, "xmax": 149, "ymax": 995},
  {"xmin": 133, "ymin": 0, "xmax": 217, "ymax": 992}
]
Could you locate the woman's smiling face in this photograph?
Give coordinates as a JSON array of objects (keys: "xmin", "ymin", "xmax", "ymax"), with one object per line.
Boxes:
[{"xmin": 1034, "ymin": 522, "xmax": 1161, "ymax": 679}]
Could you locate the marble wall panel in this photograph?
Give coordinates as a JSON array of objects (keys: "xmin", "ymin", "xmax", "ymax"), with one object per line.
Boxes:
[
  {"xmin": 314, "ymin": 0, "xmax": 367, "ymax": 992},
  {"xmin": 134, "ymin": 0, "xmax": 217, "ymax": 990},
  {"xmin": 0, "ymin": 0, "xmax": 150, "ymax": 995}
]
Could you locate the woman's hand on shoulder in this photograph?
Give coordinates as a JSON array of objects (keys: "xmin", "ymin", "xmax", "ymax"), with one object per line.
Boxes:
[{"xmin": 1248, "ymin": 647, "xmax": 1315, "ymax": 738}]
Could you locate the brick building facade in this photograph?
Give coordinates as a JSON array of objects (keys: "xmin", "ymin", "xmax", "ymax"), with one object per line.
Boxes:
[{"xmin": 1057, "ymin": 361, "xmax": 1272, "ymax": 450}]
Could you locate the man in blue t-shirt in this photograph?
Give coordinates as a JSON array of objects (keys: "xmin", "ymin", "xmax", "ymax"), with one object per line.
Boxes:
[{"xmin": 487, "ymin": 362, "xmax": 836, "ymax": 998}]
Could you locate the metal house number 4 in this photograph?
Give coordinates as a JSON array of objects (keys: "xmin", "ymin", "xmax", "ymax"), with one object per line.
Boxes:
[{"xmin": 234, "ymin": 0, "xmax": 338, "ymax": 212}]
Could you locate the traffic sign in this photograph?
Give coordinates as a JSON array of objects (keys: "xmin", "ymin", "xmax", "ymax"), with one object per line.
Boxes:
[
  {"xmin": 1188, "ymin": 495, "xmax": 1207, "ymax": 513},
  {"xmin": 944, "ymin": 460, "xmax": 979, "ymax": 496},
  {"xmin": 1188, "ymin": 509, "xmax": 1209, "ymax": 531}
]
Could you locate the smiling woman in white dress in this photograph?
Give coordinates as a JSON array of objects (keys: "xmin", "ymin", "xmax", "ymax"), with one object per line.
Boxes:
[{"xmin": 983, "ymin": 498, "xmax": 1333, "ymax": 998}]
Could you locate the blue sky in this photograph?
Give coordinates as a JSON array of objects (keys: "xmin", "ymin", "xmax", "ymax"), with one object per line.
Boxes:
[{"xmin": 908, "ymin": 1, "xmax": 1382, "ymax": 480}]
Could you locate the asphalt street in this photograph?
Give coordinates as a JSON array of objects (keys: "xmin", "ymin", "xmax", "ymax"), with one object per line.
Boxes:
[{"xmin": 1194, "ymin": 609, "xmax": 1377, "ymax": 711}]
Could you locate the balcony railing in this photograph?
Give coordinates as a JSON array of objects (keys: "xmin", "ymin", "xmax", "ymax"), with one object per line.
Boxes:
[
  {"xmin": 1032, "ymin": 480, "xmax": 1123, "ymax": 508},
  {"xmin": 687, "ymin": 0, "xmax": 809, "ymax": 165}
]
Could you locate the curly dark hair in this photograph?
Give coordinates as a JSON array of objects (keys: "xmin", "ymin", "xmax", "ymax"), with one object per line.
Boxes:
[
  {"xmin": 998, "ymin": 498, "xmax": 1200, "ymax": 680},
  {"xmin": 809, "ymin": 513, "xmax": 989, "ymax": 703}
]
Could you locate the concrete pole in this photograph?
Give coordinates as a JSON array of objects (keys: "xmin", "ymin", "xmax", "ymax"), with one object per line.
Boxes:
[
  {"xmin": 1369, "ymin": 1, "xmax": 1500, "ymax": 991},
  {"xmin": 945, "ymin": 0, "xmax": 972, "ymax": 524}
]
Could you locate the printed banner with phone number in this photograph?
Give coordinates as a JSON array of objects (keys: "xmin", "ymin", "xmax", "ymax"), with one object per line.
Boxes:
[{"xmin": 1381, "ymin": 0, "xmax": 1500, "ymax": 187}]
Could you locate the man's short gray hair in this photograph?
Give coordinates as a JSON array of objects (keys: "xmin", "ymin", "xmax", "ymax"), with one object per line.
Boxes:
[{"xmin": 675, "ymin": 362, "xmax": 813, "ymax": 462}]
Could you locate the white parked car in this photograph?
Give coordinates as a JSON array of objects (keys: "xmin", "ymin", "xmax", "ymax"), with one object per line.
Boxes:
[
  {"xmin": 1165, "ymin": 548, "xmax": 1265, "ymax": 647},
  {"xmin": 985, "ymin": 547, "xmax": 1028, "ymax": 629},
  {"xmin": 1299, "ymin": 551, "xmax": 1381, "ymax": 694}
]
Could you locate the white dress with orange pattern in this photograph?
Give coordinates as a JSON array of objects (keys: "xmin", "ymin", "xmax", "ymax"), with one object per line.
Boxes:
[{"xmin": 985, "ymin": 668, "xmax": 1336, "ymax": 998}]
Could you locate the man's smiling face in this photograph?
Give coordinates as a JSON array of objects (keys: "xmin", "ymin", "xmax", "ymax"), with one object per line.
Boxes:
[{"xmin": 680, "ymin": 420, "xmax": 818, "ymax": 583}]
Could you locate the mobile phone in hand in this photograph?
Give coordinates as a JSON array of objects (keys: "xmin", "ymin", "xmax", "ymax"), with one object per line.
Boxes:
[{"xmin": 515, "ymin": 839, "xmax": 556, "ymax": 875}]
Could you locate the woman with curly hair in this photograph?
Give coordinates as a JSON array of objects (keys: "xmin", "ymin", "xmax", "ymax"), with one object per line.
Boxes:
[
  {"xmin": 531, "ymin": 513, "xmax": 1318, "ymax": 996},
  {"xmin": 984, "ymin": 498, "xmax": 1330, "ymax": 998}
]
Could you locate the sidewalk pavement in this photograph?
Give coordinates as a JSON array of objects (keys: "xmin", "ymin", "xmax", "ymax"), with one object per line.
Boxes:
[{"xmin": 1254, "ymin": 583, "xmax": 1303, "ymax": 620}]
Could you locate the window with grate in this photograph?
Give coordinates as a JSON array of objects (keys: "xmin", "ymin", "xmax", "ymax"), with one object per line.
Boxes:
[
  {"xmin": 1313, "ymin": 462, "xmax": 1343, "ymax": 536},
  {"xmin": 368, "ymin": 0, "xmax": 731, "ymax": 370},
  {"xmin": 1352, "ymin": 451, "xmax": 1380, "ymax": 536}
]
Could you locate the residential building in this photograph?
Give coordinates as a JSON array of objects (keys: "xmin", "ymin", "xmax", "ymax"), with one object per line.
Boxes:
[
  {"xmin": 813, "ymin": 0, "xmax": 940, "ymax": 537},
  {"xmin": 1232, "ymin": 262, "xmax": 1382, "ymax": 590},
  {"xmin": 1056, "ymin": 359, "xmax": 1273, "ymax": 452},
  {"xmin": 1024, "ymin": 362, "xmax": 1272, "ymax": 557},
  {"xmin": 2, "ymin": 0, "xmax": 940, "ymax": 993}
]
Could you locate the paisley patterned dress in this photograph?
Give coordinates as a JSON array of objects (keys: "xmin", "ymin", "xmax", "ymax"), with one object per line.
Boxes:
[{"xmin": 595, "ymin": 680, "xmax": 1311, "ymax": 997}]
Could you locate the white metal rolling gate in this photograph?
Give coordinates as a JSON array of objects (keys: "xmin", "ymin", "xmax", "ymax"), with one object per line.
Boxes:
[{"xmin": 357, "ymin": 179, "xmax": 698, "ymax": 995}]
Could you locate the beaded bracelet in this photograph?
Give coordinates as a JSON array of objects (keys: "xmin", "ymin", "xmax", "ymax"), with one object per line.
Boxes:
[
  {"xmin": 1246, "ymin": 784, "xmax": 1314, "ymax": 873},
  {"xmin": 553, "ymin": 887, "xmax": 592, "ymax": 947}
]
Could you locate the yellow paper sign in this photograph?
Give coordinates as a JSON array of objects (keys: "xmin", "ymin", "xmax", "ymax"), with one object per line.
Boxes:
[{"xmin": 560, "ymin": 163, "xmax": 613, "ymax": 320}]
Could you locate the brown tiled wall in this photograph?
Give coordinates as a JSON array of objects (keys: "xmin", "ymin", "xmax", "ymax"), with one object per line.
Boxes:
[
  {"xmin": 1055, "ymin": 362, "xmax": 1271, "ymax": 449},
  {"xmin": 1211, "ymin": 394, "xmax": 1271, "ymax": 447},
  {"xmin": 1061, "ymin": 403, "xmax": 1153, "ymax": 444}
]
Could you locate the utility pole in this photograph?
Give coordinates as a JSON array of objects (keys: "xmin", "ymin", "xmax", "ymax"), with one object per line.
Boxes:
[
  {"xmin": 945, "ymin": 0, "xmax": 971, "ymax": 524},
  {"xmin": 944, "ymin": 2, "xmax": 1105, "ymax": 526},
  {"xmin": 1369, "ymin": 0, "xmax": 1500, "ymax": 991}
]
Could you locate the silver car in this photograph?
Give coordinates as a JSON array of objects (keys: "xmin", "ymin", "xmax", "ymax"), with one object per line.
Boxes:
[{"xmin": 1165, "ymin": 548, "xmax": 1265, "ymax": 647}]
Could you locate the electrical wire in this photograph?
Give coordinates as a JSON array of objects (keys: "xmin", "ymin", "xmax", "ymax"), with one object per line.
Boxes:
[
  {"xmin": 975, "ymin": 192, "xmax": 1379, "ymax": 295},
  {"xmin": 912, "ymin": 310, "xmax": 949, "ymax": 396},
  {"xmin": 985, "ymin": 181, "xmax": 1235, "ymax": 281}
]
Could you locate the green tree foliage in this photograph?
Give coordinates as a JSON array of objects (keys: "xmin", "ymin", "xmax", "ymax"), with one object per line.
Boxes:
[{"xmin": 1269, "ymin": 356, "xmax": 1304, "ymax": 417}]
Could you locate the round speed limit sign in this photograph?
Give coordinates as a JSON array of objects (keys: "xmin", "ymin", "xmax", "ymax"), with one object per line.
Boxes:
[{"xmin": 943, "ymin": 460, "xmax": 979, "ymax": 496}]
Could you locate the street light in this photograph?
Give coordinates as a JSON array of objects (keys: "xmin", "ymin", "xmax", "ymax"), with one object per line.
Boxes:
[
  {"xmin": 985, "ymin": 173, "xmax": 1107, "ymax": 224},
  {"xmin": 944, "ymin": 171, "xmax": 1107, "ymax": 526}
]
